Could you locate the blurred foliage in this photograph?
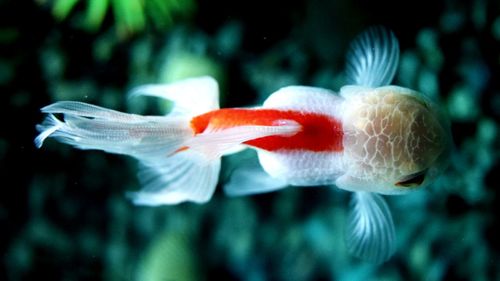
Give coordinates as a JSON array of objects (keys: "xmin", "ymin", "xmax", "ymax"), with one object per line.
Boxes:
[
  {"xmin": 37, "ymin": 0, "xmax": 195, "ymax": 37},
  {"xmin": 136, "ymin": 229, "xmax": 200, "ymax": 281}
]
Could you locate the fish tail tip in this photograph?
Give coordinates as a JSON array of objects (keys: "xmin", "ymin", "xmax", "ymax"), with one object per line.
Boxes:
[{"xmin": 34, "ymin": 114, "xmax": 63, "ymax": 148}]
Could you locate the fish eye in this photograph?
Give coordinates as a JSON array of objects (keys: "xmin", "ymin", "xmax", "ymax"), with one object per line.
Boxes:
[{"xmin": 395, "ymin": 170, "xmax": 427, "ymax": 187}]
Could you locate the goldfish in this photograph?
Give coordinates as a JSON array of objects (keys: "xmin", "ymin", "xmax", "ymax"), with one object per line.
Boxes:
[{"xmin": 35, "ymin": 27, "xmax": 451, "ymax": 263}]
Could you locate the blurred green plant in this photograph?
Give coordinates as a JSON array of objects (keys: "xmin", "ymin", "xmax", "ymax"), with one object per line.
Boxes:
[{"xmin": 39, "ymin": 0, "xmax": 195, "ymax": 36}]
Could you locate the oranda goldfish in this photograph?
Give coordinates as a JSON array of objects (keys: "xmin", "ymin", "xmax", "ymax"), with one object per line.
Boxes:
[{"xmin": 35, "ymin": 27, "xmax": 451, "ymax": 263}]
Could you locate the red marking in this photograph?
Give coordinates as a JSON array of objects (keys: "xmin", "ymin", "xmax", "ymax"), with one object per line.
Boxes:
[
  {"xmin": 172, "ymin": 146, "xmax": 189, "ymax": 155},
  {"xmin": 190, "ymin": 108, "xmax": 343, "ymax": 152},
  {"xmin": 166, "ymin": 146, "xmax": 190, "ymax": 157}
]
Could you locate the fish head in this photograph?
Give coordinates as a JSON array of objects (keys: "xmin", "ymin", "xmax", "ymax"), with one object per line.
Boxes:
[{"xmin": 339, "ymin": 85, "xmax": 452, "ymax": 194}]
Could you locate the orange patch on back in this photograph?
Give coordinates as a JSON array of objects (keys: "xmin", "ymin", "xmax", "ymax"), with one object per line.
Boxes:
[{"xmin": 190, "ymin": 108, "xmax": 343, "ymax": 152}]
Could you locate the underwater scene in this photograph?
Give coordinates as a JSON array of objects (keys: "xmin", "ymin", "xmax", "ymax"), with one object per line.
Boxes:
[{"xmin": 1, "ymin": 0, "xmax": 500, "ymax": 280}]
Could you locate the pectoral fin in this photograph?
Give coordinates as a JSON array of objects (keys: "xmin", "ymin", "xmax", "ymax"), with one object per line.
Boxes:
[
  {"xmin": 345, "ymin": 26, "xmax": 399, "ymax": 87},
  {"xmin": 346, "ymin": 192, "xmax": 396, "ymax": 263}
]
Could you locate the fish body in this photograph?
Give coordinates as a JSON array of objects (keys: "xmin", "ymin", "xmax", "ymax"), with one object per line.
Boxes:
[
  {"xmin": 188, "ymin": 88, "xmax": 345, "ymax": 188},
  {"xmin": 35, "ymin": 27, "xmax": 451, "ymax": 263}
]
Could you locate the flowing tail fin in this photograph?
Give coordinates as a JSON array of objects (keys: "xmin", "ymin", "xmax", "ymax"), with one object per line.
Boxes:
[{"xmin": 35, "ymin": 77, "xmax": 222, "ymax": 205}]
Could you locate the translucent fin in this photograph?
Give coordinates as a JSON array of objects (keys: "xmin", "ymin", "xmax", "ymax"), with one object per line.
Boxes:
[
  {"xmin": 34, "ymin": 114, "xmax": 64, "ymax": 148},
  {"xmin": 40, "ymin": 101, "xmax": 156, "ymax": 122},
  {"xmin": 346, "ymin": 192, "xmax": 396, "ymax": 263},
  {"xmin": 35, "ymin": 101, "xmax": 221, "ymax": 205},
  {"xmin": 224, "ymin": 150, "xmax": 288, "ymax": 196},
  {"xmin": 35, "ymin": 101, "xmax": 191, "ymax": 159},
  {"xmin": 128, "ymin": 150, "xmax": 221, "ymax": 205},
  {"xmin": 345, "ymin": 26, "xmax": 400, "ymax": 87},
  {"xmin": 129, "ymin": 76, "xmax": 219, "ymax": 116},
  {"xmin": 186, "ymin": 120, "xmax": 301, "ymax": 160}
]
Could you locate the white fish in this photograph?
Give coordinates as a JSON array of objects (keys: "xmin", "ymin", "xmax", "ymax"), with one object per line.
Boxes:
[{"xmin": 35, "ymin": 27, "xmax": 452, "ymax": 263}]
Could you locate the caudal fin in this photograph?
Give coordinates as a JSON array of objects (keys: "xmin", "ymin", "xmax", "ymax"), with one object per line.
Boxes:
[
  {"xmin": 35, "ymin": 77, "xmax": 222, "ymax": 205},
  {"xmin": 35, "ymin": 101, "xmax": 191, "ymax": 157}
]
